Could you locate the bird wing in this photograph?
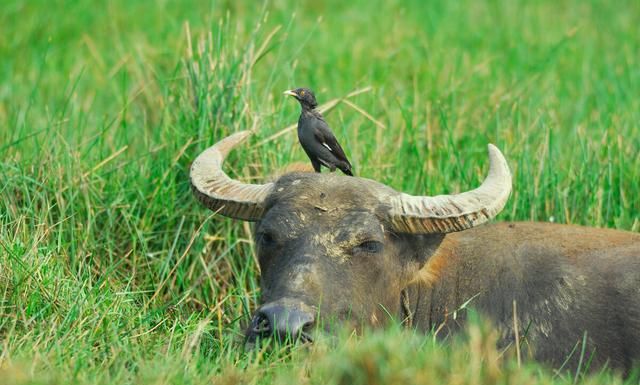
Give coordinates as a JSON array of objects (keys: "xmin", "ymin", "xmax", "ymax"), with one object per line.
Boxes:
[{"xmin": 312, "ymin": 119, "xmax": 352, "ymax": 167}]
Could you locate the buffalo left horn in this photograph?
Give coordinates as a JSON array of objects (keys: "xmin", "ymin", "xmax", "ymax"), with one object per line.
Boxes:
[
  {"xmin": 387, "ymin": 144, "xmax": 512, "ymax": 234},
  {"xmin": 190, "ymin": 131, "xmax": 273, "ymax": 221}
]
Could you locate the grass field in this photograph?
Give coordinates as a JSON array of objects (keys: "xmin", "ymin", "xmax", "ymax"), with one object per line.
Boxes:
[{"xmin": 1, "ymin": 0, "xmax": 639, "ymax": 384}]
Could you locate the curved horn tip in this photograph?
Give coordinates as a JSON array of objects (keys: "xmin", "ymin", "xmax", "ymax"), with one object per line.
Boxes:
[
  {"xmin": 487, "ymin": 143, "xmax": 507, "ymax": 160},
  {"xmin": 487, "ymin": 143, "xmax": 503, "ymax": 159},
  {"xmin": 214, "ymin": 130, "xmax": 255, "ymax": 158},
  {"xmin": 486, "ymin": 143, "xmax": 512, "ymax": 179}
]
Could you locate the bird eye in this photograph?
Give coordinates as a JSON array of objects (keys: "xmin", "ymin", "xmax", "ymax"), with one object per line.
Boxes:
[
  {"xmin": 353, "ymin": 240, "xmax": 383, "ymax": 254},
  {"xmin": 299, "ymin": 90, "xmax": 305, "ymax": 96}
]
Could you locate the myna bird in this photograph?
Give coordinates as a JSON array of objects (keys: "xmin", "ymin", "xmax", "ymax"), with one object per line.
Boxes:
[{"xmin": 284, "ymin": 87, "xmax": 354, "ymax": 176}]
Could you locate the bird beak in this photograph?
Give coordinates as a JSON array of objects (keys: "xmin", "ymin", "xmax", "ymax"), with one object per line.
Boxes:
[{"xmin": 283, "ymin": 90, "xmax": 298, "ymax": 98}]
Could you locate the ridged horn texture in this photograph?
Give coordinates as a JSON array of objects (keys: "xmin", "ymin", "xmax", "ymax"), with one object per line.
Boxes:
[
  {"xmin": 190, "ymin": 131, "xmax": 273, "ymax": 221},
  {"xmin": 388, "ymin": 144, "xmax": 512, "ymax": 234}
]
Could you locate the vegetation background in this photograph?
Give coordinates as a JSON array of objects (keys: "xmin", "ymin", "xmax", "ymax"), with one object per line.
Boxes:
[{"xmin": 1, "ymin": 0, "xmax": 639, "ymax": 384}]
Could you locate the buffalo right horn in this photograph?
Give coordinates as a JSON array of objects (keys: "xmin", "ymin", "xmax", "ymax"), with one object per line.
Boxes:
[
  {"xmin": 387, "ymin": 144, "xmax": 512, "ymax": 234},
  {"xmin": 190, "ymin": 131, "xmax": 273, "ymax": 221}
]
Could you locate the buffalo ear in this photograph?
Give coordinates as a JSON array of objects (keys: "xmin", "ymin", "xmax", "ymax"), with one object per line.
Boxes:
[
  {"xmin": 395, "ymin": 233, "xmax": 447, "ymax": 287},
  {"xmin": 393, "ymin": 232, "xmax": 446, "ymax": 268}
]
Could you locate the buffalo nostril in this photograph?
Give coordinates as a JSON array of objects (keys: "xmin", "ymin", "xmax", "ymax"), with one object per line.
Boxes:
[
  {"xmin": 251, "ymin": 313, "xmax": 271, "ymax": 335},
  {"xmin": 253, "ymin": 305, "xmax": 315, "ymax": 342}
]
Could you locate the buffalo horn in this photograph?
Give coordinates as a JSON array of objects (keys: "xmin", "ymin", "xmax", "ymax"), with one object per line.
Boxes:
[
  {"xmin": 190, "ymin": 131, "xmax": 273, "ymax": 221},
  {"xmin": 387, "ymin": 144, "xmax": 512, "ymax": 234}
]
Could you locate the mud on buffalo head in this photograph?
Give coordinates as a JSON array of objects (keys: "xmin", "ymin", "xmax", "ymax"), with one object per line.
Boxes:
[{"xmin": 190, "ymin": 131, "xmax": 511, "ymax": 344}]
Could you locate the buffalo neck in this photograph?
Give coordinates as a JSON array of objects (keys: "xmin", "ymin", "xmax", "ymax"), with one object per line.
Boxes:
[{"xmin": 397, "ymin": 231, "xmax": 505, "ymax": 335}]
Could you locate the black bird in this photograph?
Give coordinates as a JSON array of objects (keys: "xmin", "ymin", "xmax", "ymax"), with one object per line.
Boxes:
[{"xmin": 284, "ymin": 87, "xmax": 354, "ymax": 176}]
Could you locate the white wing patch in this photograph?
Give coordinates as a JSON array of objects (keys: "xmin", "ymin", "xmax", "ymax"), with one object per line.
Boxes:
[
  {"xmin": 318, "ymin": 158, "xmax": 332, "ymax": 167},
  {"xmin": 321, "ymin": 142, "xmax": 333, "ymax": 152}
]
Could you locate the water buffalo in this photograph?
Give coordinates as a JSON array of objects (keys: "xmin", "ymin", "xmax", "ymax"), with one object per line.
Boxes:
[{"xmin": 190, "ymin": 131, "xmax": 640, "ymax": 373}]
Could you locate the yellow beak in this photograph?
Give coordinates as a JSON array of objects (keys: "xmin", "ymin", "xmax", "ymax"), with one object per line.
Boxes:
[{"xmin": 283, "ymin": 90, "xmax": 297, "ymax": 97}]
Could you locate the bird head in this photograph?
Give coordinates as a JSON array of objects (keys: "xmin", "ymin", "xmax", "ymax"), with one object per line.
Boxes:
[{"xmin": 283, "ymin": 87, "xmax": 318, "ymax": 109}]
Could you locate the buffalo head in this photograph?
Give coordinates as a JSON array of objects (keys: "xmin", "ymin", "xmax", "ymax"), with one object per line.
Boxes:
[{"xmin": 190, "ymin": 131, "xmax": 511, "ymax": 344}]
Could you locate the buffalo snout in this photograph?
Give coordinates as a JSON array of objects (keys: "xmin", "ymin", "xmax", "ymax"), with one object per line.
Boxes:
[{"xmin": 247, "ymin": 301, "xmax": 315, "ymax": 345}]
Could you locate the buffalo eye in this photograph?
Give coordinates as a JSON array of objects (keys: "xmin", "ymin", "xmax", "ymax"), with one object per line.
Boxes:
[
  {"xmin": 257, "ymin": 231, "xmax": 276, "ymax": 248},
  {"xmin": 353, "ymin": 240, "xmax": 383, "ymax": 255}
]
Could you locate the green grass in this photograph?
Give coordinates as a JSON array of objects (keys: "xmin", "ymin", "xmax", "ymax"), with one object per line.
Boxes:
[{"xmin": 1, "ymin": 0, "xmax": 639, "ymax": 383}]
